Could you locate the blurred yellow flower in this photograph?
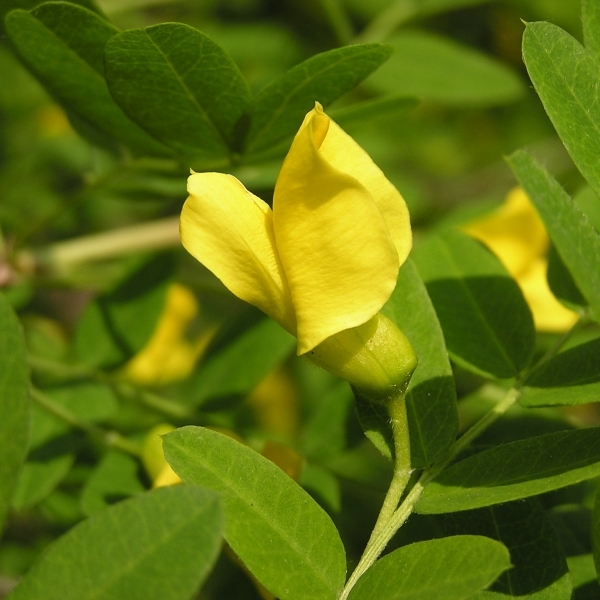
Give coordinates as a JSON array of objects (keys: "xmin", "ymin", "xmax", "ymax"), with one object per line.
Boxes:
[
  {"xmin": 246, "ymin": 368, "xmax": 299, "ymax": 439},
  {"xmin": 124, "ymin": 283, "xmax": 216, "ymax": 385},
  {"xmin": 180, "ymin": 103, "xmax": 412, "ymax": 356},
  {"xmin": 463, "ymin": 187, "xmax": 578, "ymax": 332}
]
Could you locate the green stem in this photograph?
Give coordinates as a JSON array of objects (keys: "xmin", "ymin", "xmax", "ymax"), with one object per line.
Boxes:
[
  {"xmin": 368, "ymin": 394, "xmax": 412, "ymax": 544},
  {"xmin": 16, "ymin": 216, "xmax": 181, "ymax": 277},
  {"xmin": 112, "ymin": 381, "xmax": 193, "ymax": 419},
  {"xmin": 354, "ymin": 0, "xmax": 415, "ymax": 43},
  {"xmin": 317, "ymin": 0, "xmax": 354, "ymax": 45},
  {"xmin": 339, "ymin": 391, "xmax": 412, "ymax": 600},
  {"xmin": 339, "ymin": 384, "xmax": 519, "ymax": 599},
  {"xmin": 28, "ymin": 355, "xmax": 193, "ymax": 420},
  {"xmin": 30, "ymin": 386, "xmax": 142, "ymax": 456}
]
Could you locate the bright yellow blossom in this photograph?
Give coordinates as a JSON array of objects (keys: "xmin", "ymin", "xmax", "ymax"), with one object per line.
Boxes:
[
  {"xmin": 180, "ymin": 103, "xmax": 415, "ymax": 397},
  {"xmin": 124, "ymin": 283, "xmax": 216, "ymax": 385},
  {"xmin": 463, "ymin": 187, "xmax": 578, "ymax": 332}
]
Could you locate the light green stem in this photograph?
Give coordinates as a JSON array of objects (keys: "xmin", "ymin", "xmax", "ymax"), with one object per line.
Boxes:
[
  {"xmin": 318, "ymin": 0, "xmax": 354, "ymax": 44},
  {"xmin": 354, "ymin": 0, "xmax": 415, "ymax": 43},
  {"xmin": 29, "ymin": 355, "xmax": 193, "ymax": 419},
  {"xmin": 339, "ymin": 385, "xmax": 520, "ymax": 600},
  {"xmin": 367, "ymin": 394, "xmax": 412, "ymax": 544},
  {"xmin": 17, "ymin": 216, "xmax": 180, "ymax": 276},
  {"xmin": 339, "ymin": 391, "xmax": 412, "ymax": 600},
  {"xmin": 31, "ymin": 386, "xmax": 142, "ymax": 456}
]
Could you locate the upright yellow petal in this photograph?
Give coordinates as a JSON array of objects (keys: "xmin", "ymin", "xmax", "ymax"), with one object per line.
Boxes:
[
  {"xmin": 463, "ymin": 187, "xmax": 548, "ymax": 277},
  {"xmin": 273, "ymin": 106, "xmax": 400, "ymax": 354},
  {"xmin": 463, "ymin": 187, "xmax": 578, "ymax": 332},
  {"xmin": 316, "ymin": 105, "xmax": 412, "ymax": 265},
  {"xmin": 181, "ymin": 173, "xmax": 296, "ymax": 332},
  {"xmin": 517, "ymin": 259, "xmax": 579, "ymax": 332}
]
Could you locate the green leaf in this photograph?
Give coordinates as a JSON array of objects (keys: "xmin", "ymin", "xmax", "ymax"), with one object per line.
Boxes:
[
  {"xmin": 328, "ymin": 95, "xmax": 418, "ymax": 130},
  {"xmin": 445, "ymin": 500, "xmax": 572, "ymax": 599},
  {"xmin": 0, "ymin": 0, "xmax": 105, "ymax": 33},
  {"xmin": 345, "ymin": 0, "xmax": 492, "ymax": 22},
  {"xmin": 413, "ymin": 229, "xmax": 535, "ymax": 379},
  {"xmin": 583, "ymin": 0, "xmax": 600, "ymax": 60},
  {"xmin": 0, "ymin": 293, "xmax": 30, "ymax": 533},
  {"xmin": 347, "ymin": 535, "xmax": 510, "ymax": 600},
  {"xmin": 244, "ymin": 43, "xmax": 392, "ymax": 155},
  {"xmin": 73, "ymin": 255, "xmax": 172, "ymax": 367},
  {"xmin": 7, "ymin": 485, "xmax": 222, "ymax": 600},
  {"xmin": 520, "ymin": 337, "xmax": 600, "ymax": 407},
  {"xmin": 566, "ymin": 554, "xmax": 600, "ymax": 600},
  {"xmin": 164, "ymin": 426, "xmax": 346, "ymax": 600},
  {"xmin": 416, "ymin": 428, "xmax": 600, "ymax": 514},
  {"xmin": 383, "ymin": 259, "xmax": 458, "ymax": 467},
  {"xmin": 593, "ymin": 484, "xmax": 600, "ymax": 587},
  {"xmin": 547, "ymin": 245, "xmax": 587, "ymax": 311},
  {"xmin": 366, "ymin": 30, "xmax": 524, "ymax": 106},
  {"xmin": 507, "ymin": 150, "xmax": 600, "ymax": 322},
  {"xmin": 187, "ymin": 318, "xmax": 295, "ymax": 407},
  {"xmin": 105, "ymin": 23, "xmax": 251, "ymax": 163},
  {"xmin": 5, "ymin": 3, "xmax": 170, "ymax": 156},
  {"xmin": 300, "ymin": 462, "xmax": 341, "ymax": 513},
  {"xmin": 29, "ymin": 383, "xmax": 118, "ymax": 449},
  {"xmin": 575, "ymin": 185, "xmax": 600, "ymax": 234},
  {"xmin": 301, "ymin": 380, "xmax": 352, "ymax": 461},
  {"xmin": 12, "ymin": 454, "xmax": 74, "ymax": 511},
  {"xmin": 80, "ymin": 451, "xmax": 144, "ymax": 516},
  {"xmin": 522, "ymin": 21, "xmax": 600, "ymax": 199}
]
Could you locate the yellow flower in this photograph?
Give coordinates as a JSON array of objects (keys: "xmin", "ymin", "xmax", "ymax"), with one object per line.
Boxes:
[
  {"xmin": 180, "ymin": 103, "xmax": 413, "ymax": 377},
  {"xmin": 124, "ymin": 283, "xmax": 216, "ymax": 385},
  {"xmin": 463, "ymin": 187, "xmax": 578, "ymax": 332}
]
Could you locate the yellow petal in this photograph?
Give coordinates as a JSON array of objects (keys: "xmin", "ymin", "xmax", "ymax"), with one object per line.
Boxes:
[
  {"xmin": 316, "ymin": 105, "xmax": 412, "ymax": 265},
  {"xmin": 517, "ymin": 258, "xmax": 579, "ymax": 332},
  {"xmin": 463, "ymin": 187, "xmax": 548, "ymax": 277},
  {"xmin": 141, "ymin": 423, "xmax": 175, "ymax": 482},
  {"xmin": 153, "ymin": 464, "xmax": 182, "ymax": 488},
  {"xmin": 124, "ymin": 284, "xmax": 199, "ymax": 384},
  {"xmin": 273, "ymin": 106, "xmax": 400, "ymax": 354},
  {"xmin": 181, "ymin": 173, "xmax": 296, "ymax": 332}
]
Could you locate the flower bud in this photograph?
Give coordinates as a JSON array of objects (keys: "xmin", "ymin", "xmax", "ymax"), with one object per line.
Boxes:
[{"xmin": 307, "ymin": 313, "xmax": 417, "ymax": 402}]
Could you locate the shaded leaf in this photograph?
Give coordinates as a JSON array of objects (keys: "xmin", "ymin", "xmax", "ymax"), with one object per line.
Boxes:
[
  {"xmin": 187, "ymin": 318, "xmax": 295, "ymax": 407},
  {"xmin": 417, "ymin": 428, "xmax": 600, "ymax": 514},
  {"xmin": 547, "ymin": 245, "xmax": 587, "ymax": 311},
  {"xmin": 301, "ymin": 380, "xmax": 352, "ymax": 461},
  {"xmin": 7, "ymin": 485, "xmax": 222, "ymax": 600},
  {"xmin": 0, "ymin": 293, "xmax": 30, "ymax": 532},
  {"xmin": 348, "ymin": 535, "xmax": 510, "ymax": 600},
  {"xmin": 413, "ymin": 230, "xmax": 535, "ymax": 379},
  {"xmin": 244, "ymin": 43, "xmax": 392, "ymax": 155},
  {"xmin": 445, "ymin": 500, "xmax": 572, "ymax": 599},
  {"xmin": 12, "ymin": 454, "xmax": 74, "ymax": 511},
  {"xmin": 508, "ymin": 150, "xmax": 600, "ymax": 322},
  {"xmin": 5, "ymin": 3, "xmax": 170, "ymax": 155},
  {"xmin": 164, "ymin": 426, "xmax": 346, "ymax": 600},
  {"xmin": 328, "ymin": 95, "xmax": 418, "ymax": 130},
  {"xmin": 592, "ymin": 483, "xmax": 600, "ymax": 581},
  {"xmin": 29, "ymin": 383, "xmax": 118, "ymax": 449},
  {"xmin": 80, "ymin": 451, "xmax": 144, "ymax": 516},
  {"xmin": 520, "ymin": 337, "xmax": 600, "ymax": 407},
  {"xmin": 105, "ymin": 23, "xmax": 251, "ymax": 163},
  {"xmin": 367, "ymin": 30, "xmax": 524, "ymax": 106},
  {"xmin": 73, "ymin": 255, "xmax": 172, "ymax": 367},
  {"xmin": 383, "ymin": 259, "xmax": 458, "ymax": 467}
]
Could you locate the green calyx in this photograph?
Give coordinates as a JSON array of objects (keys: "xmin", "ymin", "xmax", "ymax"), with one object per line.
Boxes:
[{"xmin": 307, "ymin": 313, "xmax": 417, "ymax": 402}]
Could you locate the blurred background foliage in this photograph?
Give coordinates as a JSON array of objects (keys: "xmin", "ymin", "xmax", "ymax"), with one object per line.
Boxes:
[{"xmin": 0, "ymin": 0, "xmax": 597, "ymax": 598}]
